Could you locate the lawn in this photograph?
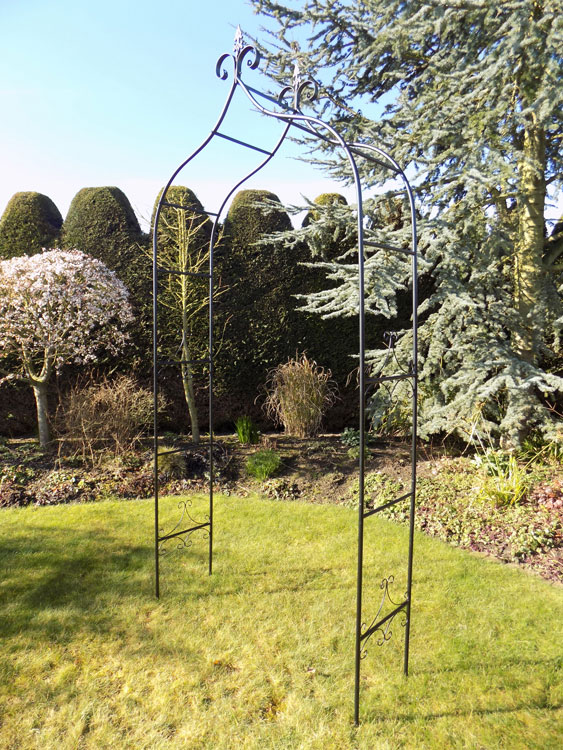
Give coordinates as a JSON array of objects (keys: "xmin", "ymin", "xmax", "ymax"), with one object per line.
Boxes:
[{"xmin": 0, "ymin": 494, "xmax": 562, "ymax": 749}]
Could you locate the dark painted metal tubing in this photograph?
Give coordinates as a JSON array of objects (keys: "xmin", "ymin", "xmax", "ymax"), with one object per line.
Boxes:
[
  {"xmin": 214, "ymin": 130, "xmax": 272, "ymax": 155},
  {"xmin": 161, "ymin": 200, "xmax": 218, "ymax": 216},
  {"xmin": 157, "ymin": 268, "xmax": 211, "ymax": 278},
  {"xmin": 159, "ymin": 522, "xmax": 211, "ymax": 543},
  {"xmin": 157, "ymin": 358, "xmax": 211, "ymax": 367},
  {"xmin": 366, "ymin": 373, "xmax": 414, "ymax": 385},
  {"xmin": 153, "ymin": 31, "xmax": 418, "ymax": 725},
  {"xmin": 360, "ymin": 601, "xmax": 407, "ymax": 642},
  {"xmin": 363, "ymin": 240, "xmax": 414, "ymax": 256},
  {"xmin": 363, "ymin": 491, "xmax": 413, "ymax": 518}
]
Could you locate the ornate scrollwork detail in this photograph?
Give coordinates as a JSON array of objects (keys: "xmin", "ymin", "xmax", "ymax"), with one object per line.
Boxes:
[
  {"xmin": 360, "ymin": 576, "xmax": 408, "ymax": 659},
  {"xmin": 278, "ymin": 60, "xmax": 319, "ymax": 112},
  {"xmin": 158, "ymin": 499, "xmax": 210, "ymax": 556},
  {"xmin": 216, "ymin": 26, "xmax": 260, "ymax": 82}
]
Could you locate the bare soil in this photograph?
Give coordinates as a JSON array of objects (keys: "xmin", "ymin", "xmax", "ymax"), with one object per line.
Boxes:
[{"xmin": 1, "ymin": 434, "xmax": 561, "ymax": 585}]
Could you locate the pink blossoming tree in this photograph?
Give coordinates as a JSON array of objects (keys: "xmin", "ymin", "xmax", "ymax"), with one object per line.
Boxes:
[{"xmin": 0, "ymin": 248, "xmax": 134, "ymax": 447}]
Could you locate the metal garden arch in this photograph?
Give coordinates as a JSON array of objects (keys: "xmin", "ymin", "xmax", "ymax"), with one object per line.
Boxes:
[{"xmin": 152, "ymin": 28, "xmax": 418, "ymax": 725}]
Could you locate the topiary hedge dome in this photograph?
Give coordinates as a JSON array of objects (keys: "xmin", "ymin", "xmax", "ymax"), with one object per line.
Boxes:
[
  {"xmin": 0, "ymin": 192, "xmax": 63, "ymax": 259},
  {"xmin": 62, "ymin": 186, "xmax": 150, "ymax": 366}
]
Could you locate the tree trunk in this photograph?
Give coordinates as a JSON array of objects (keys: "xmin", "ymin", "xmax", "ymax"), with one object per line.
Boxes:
[
  {"xmin": 513, "ymin": 118, "xmax": 546, "ymax": 364},
  {"xmin": 32, "ymin": 380, "xmax": 51, "ymax": 449},
  {"xmin": 181, "ymin": 328, "xmax": 200, "ymax": 444}
]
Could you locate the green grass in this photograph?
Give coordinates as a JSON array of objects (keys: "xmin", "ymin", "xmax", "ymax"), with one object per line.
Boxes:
[{"xmin": 0, "ymin": 495, "xmax": 562, "ymax": 749}]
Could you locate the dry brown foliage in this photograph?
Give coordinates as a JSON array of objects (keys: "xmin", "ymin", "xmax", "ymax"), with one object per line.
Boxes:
[{"xmin": 263, "ymin": 353, "xmax": 337, "ymax": 438}]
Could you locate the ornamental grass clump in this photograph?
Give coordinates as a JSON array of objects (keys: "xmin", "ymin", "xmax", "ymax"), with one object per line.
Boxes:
[{"xmin": 264, "ymin": 353, "xmax": 337, "ymax": 438}]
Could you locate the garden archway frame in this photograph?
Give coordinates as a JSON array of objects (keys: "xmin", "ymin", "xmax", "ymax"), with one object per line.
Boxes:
[{"xmin": 152, "ymin": 28, "xmax": 418, "ymax": 726}]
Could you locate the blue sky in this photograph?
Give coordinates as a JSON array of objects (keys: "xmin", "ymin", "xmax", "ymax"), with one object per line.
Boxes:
[{"xmin": 0, "ymin": 0, "xmax": 353, "ymax": 230}]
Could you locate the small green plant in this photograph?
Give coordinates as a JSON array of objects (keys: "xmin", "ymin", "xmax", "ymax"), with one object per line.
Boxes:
[
  {"xmin": 0, "ymin": 464, "xmax": 36, "ymax": 486},
  {"xmin": 340, "ymin": 427, "xmax": 375, "ymax": 448},
  {"xmin": 340, "ymin": 428, "xmax": 361, "ymax": 447},
  {"xmin": 234, "ymin": 416, "xmax": 260, "ymax": 445},
  {"xmin": 519, "ymin": 431, "xmax": 563, "ymax": 465},
  {"xmin": 474, "ymin": 449, "xmax": 531, "ymax": 507},
  {"xmin": 263, "ymin": 353, "xmax": 337, "ymax": 438},
  {"xmin": 246, "ymin": 449, "xmax": 281, "ymax": 481},
  {"xmin": 346, "ymin": 445, "xmax": 369, "ymax": 461},
  {"xmin": 156, "ymin": 446, "xmax": 186, "ymax": 478}
]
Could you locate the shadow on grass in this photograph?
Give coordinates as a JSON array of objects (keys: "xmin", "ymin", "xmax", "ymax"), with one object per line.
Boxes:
[
  {"xmin": 0, "ymin": 525, "xmax": 348, "ymax": 647},
  {"xmin": 364, "ymin": 700, "xmax": 563, "ymax": 724},
  {"xmin": 413, "ymin": 655, "xmax": 563, "ymax": 676},
  {"xmin": 0, "ymin": 526, "xmax": 159, "ymax": 641}
]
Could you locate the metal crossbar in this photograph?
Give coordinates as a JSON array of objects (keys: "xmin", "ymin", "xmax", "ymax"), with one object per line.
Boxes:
[
  {"xmin": 156, "ymin": 359, "xmax": 211, "ymax": 369},
  {"xmin": 360, "ymin": 601, "xmax": 408, "ymax": 643},
  {"xmin": 157, "ymin": 267, "xmax": 211, "ymax": 278},
  {"xmin": 214, "ymin": 130, "xmax": 272, "ymax": 155},
  {"xmin": 363, "ymin": 491, "xmax": 413, "ymax": 518},
  {"xmin": 366, "ymin": 373, "xmax": 414, "ymax": 385},
  {"xmin": 159, "ymin": 522, "xmax": 211, "ymax": 543},
  {"xmin": 161, "ymin": 201, "xmax": 218, "ymax": 216},
  {"xmin": 364, "ymin": 240, "xmax": 414, "ymax": 256}
]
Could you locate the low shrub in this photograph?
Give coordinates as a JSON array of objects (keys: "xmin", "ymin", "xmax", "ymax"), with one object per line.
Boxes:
[
  {"xmin": 246, "ymin": 450, "xmax": 281, "ymax": 481},
  {"xmin": 263, "ymin": 353, "xmax": 337, "ymax": 438},
  {"xmin": 156, "ymin": 446, "xmax": 186, "ymax": 478},
  {"xmin": 57, "ymin": 375, "xmax": 155, "ymax": 463},
  {"xmin": 349, "ymin": 470, "xmax": 402, "ymax": 510},
  {"xmin": 234, "ymin": 416, "xmax": 260, "ymax": 445}
]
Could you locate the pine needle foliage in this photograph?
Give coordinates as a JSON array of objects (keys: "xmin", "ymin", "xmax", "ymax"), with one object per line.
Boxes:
[{"xmin": 252, "ymin": 0, "xmax": 563, "ymax": 446}]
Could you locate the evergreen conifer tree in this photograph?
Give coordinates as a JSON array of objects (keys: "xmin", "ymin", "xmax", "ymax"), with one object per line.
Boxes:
[{"xmin": 252, "ymin": 0, "xmax": 563, "ymax": 445}]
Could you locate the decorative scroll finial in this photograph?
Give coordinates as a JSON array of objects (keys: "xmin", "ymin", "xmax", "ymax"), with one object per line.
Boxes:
[
  {"xmin": 217, "ymin": 25, "xmax": 260, "ymax": 81},
  {"xmin": 234, "ymin": 25, "xmax": 244, "ymax": 56},
  {"xmin": 293, "ymin": 61, "xmax": 301, "ymax": 90},
  {"xmin": 276, "ymin": 58, "xmax": 319, "ymax": 112},
  {"xmin": 217, "ymin": 31, "xmax": 318, "ymax": 113}
]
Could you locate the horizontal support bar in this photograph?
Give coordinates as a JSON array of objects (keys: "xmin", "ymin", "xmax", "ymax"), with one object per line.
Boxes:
[
  {"xmin": 157, "ymin": 267, "xmax": 211, "ymax": 278},
  {"xmin": 159, "ymin": 521, "xmax": 210, "ymax": 543},
  {"xmin": 349, "ymin": 146, "xmax": 401, "ymax": 173},
  {"xmin": 214, "ymin": 130, "xmax": 272, "ymax": 155},
  {"xmin": 364, "ymin": 240, "xmax": 414, "ymax": 256},
  {"xmin": 157, "ymin": 358, "xmax": 211, "ymax": 367},
  {"xmin": 156, "ymin": 443, "xmax": 211, "ymax": 456},
  {"xmin": 363, "ymin": 491, "xmax": 413, "ymax": 518},
  {"xmin": 290, "ymin": 120, "xmax": 328, "ymax": 140},
  {"xmin": 246, "ymin": 84, "xmax": 286, "ymax": 107},
  {"xmin": 366, "ymin": 373, "xmax": 414, "ymax": 386},
  {"xmin": 161, "ymin": 201, "xmax": 218, "ymax": 216},
  {"xmin": 360, "ymin": 601, "xmax": 408, "ymax": 642}
]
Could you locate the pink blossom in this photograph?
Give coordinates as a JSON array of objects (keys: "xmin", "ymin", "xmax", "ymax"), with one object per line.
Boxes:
[{"xmin": 0, "ymin": 248, "xmax": 134, "ymax": 382}]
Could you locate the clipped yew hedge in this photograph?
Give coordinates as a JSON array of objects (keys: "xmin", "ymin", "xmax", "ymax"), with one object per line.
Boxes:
[
  {"xmin": 0, "ymin": 192, "xmax": 63, "ymax": 259},
  {"xmin": 62, "ymin": 186, "xmax": 151, "ymax": 363},
  {"xmin": 62, "ymin": 186, "xmax": 145, "ymax": 280},
  {"xmin": 214, "ymin": 189, "xmax": 298, "ymax": 408}
]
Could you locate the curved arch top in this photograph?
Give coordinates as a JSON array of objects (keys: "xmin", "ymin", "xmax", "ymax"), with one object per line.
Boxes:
[{"xmin": 152, "ymin": 27, "xmax": 418, "ymax": 728}]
